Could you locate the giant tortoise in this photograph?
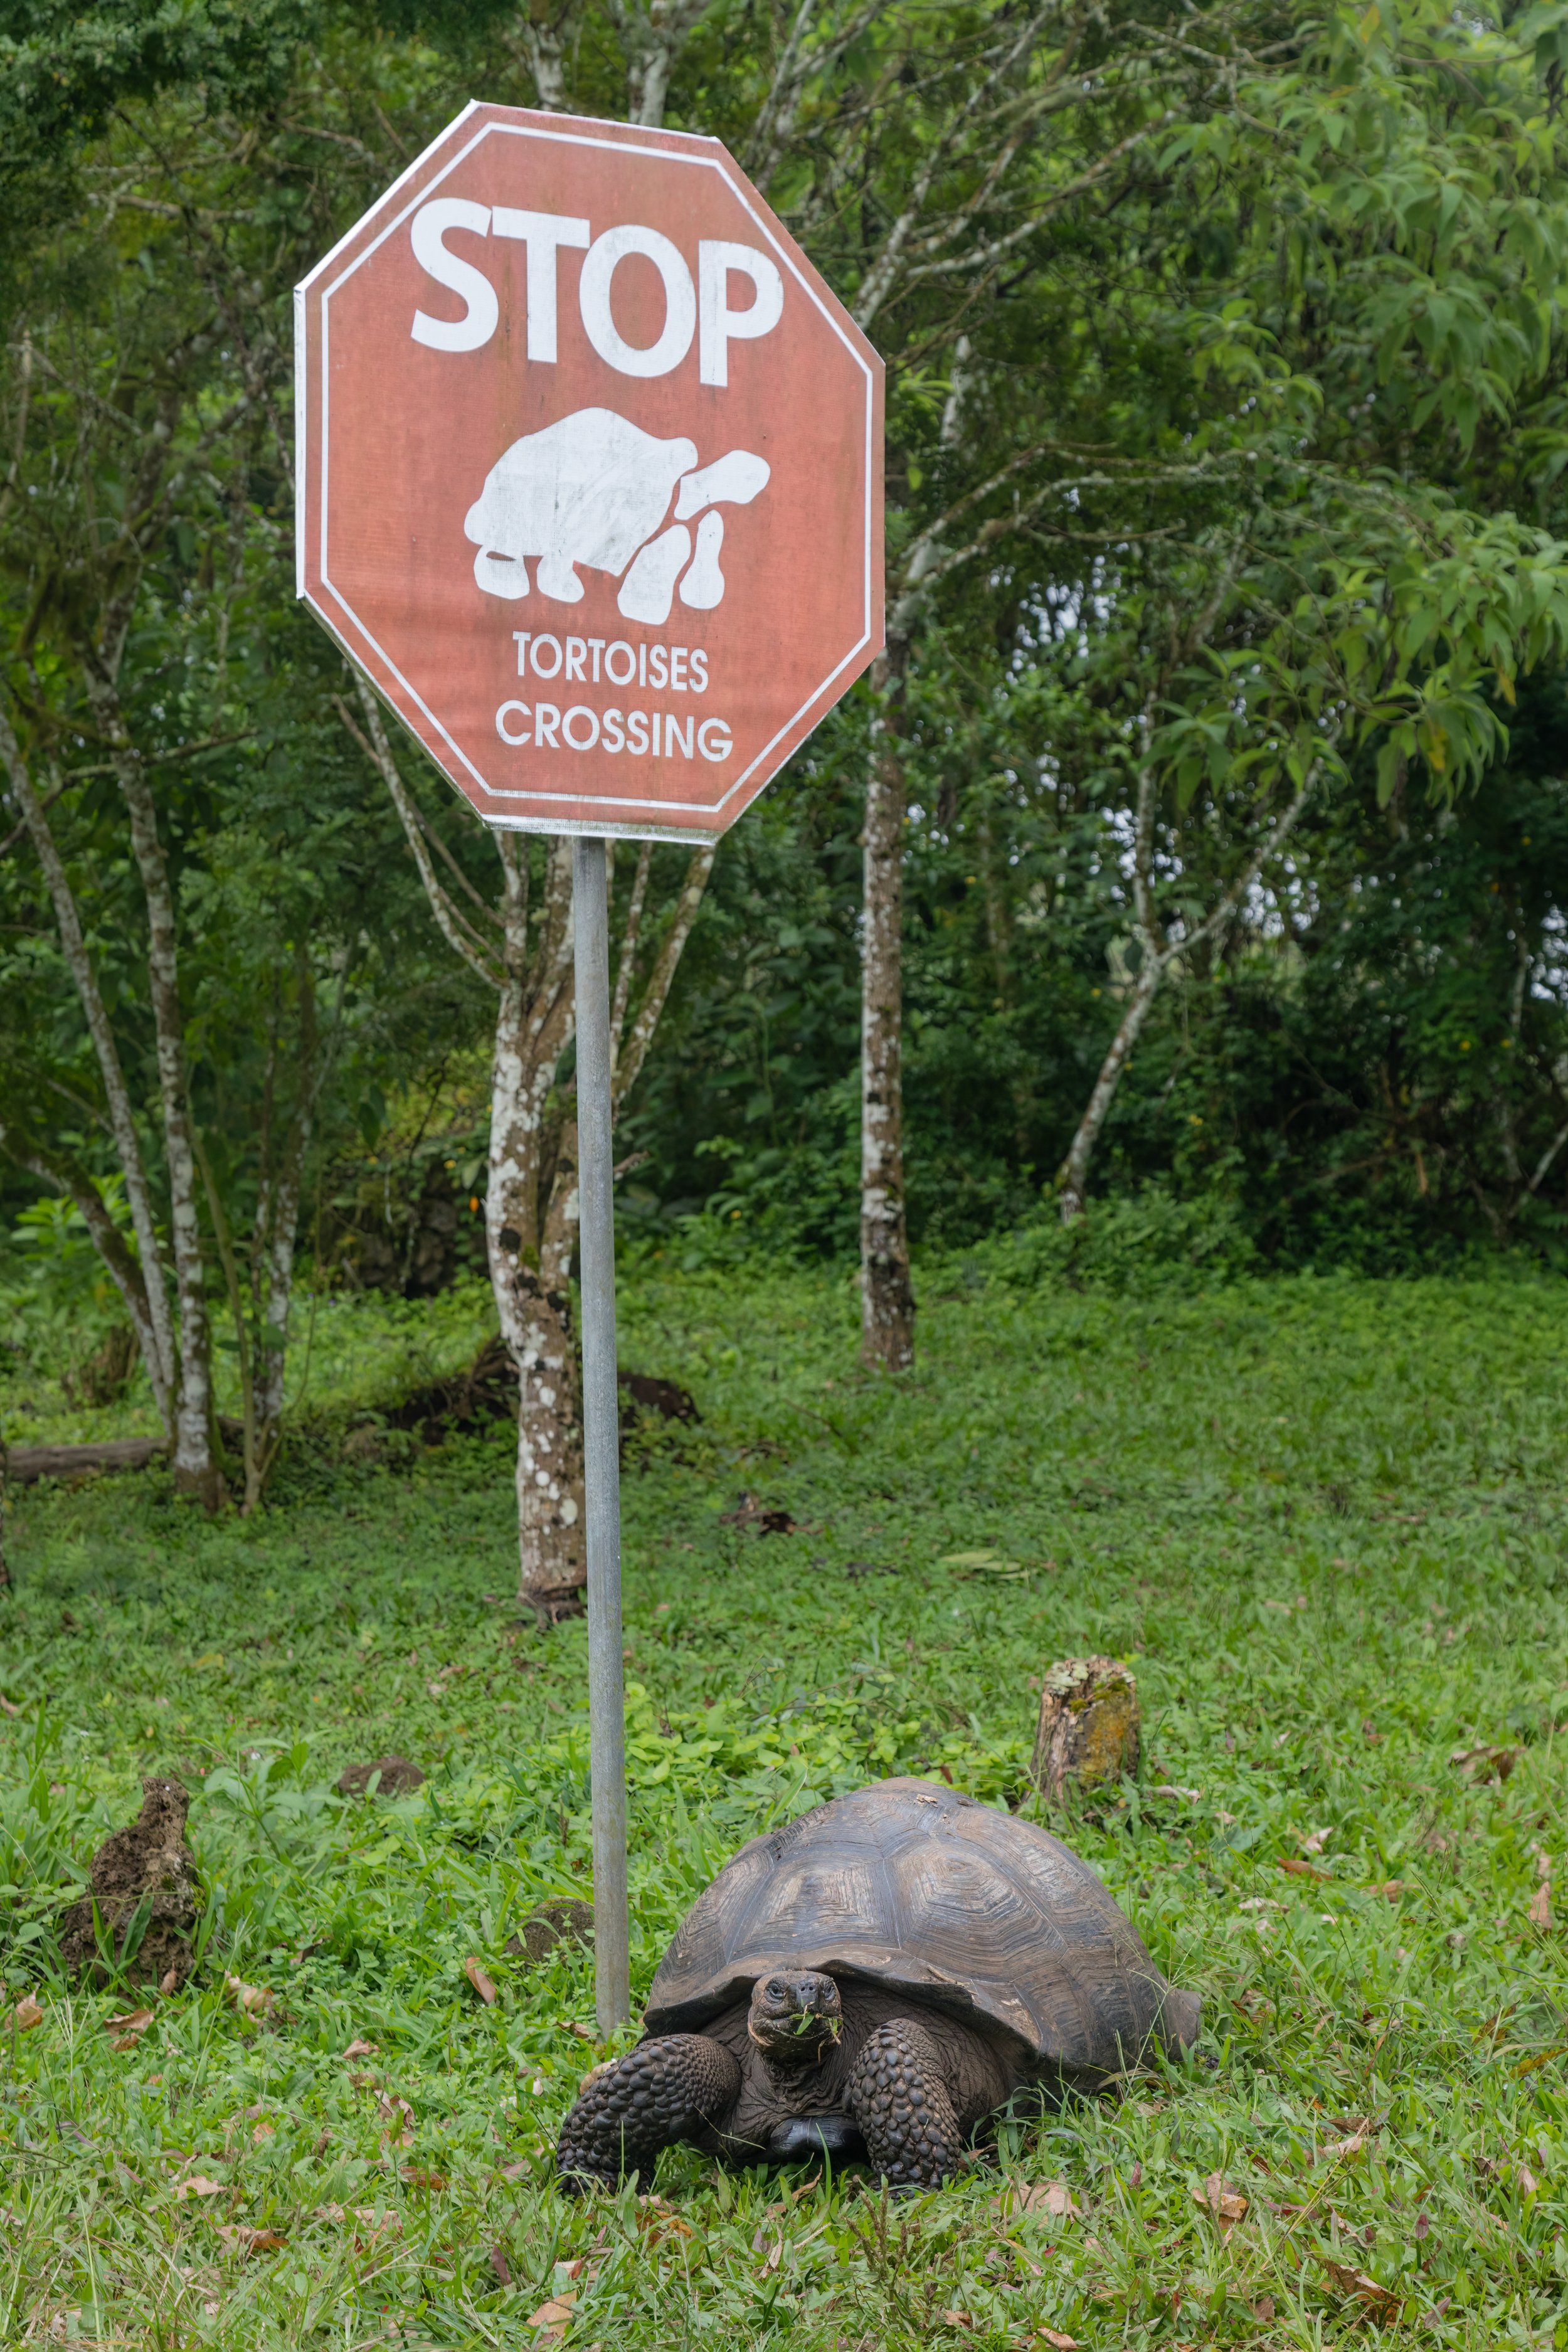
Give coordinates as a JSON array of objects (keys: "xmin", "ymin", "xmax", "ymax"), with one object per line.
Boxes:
[{"xmin": 557, "ymin": 1777, "xmax": 1199, "ymax": 2193}]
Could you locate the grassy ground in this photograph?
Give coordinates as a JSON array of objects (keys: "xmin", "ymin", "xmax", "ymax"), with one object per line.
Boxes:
[{"xmin": 1, "ymin": 1263, "xmax": 1567, "ymax": 2349}]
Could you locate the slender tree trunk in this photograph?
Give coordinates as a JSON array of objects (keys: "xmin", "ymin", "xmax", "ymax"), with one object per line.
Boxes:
[
  {"xmin": 861, "ymin": 642, "xmax": 915, "ymax": 1369},
  {"xmin": 97, "ymin": 704, "xmax": 220, "ymax": 1505},
  {"xmin": 0, "ymin": 706, "xmax": 177, "ymax": 1429},
  {"xmin": 1057, "ymin": 760, "xmax": 1322, "ymax": 1220},
  {"xmin": 1057, "ymin": 955, "xmax": 1164, "ymax": 1221}
]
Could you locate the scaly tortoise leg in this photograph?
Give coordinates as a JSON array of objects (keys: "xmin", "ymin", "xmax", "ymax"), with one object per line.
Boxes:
[
  {"xmin": 844, "ymin": 2017, "xmax": 964, "ymax": 2191},
  {"xmin": 556, "ymin": 2034, "xmax": 741, "ymax": 2192}
]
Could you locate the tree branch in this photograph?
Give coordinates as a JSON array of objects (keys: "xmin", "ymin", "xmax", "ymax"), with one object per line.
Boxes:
[{"xmin": 337, "ymin": 684, "xmax": 505, "ymax": 990}]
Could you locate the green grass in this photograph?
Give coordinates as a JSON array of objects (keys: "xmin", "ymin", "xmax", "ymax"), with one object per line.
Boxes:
[{"xmin": 2, "ymin": 1263, "xmax": 1568, "ymax": 2349}]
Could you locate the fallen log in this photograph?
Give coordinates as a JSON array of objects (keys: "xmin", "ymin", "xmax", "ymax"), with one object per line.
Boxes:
[{"xmin": 3, "ymin": 1437, "xmax": 166, "ymax": 1485}]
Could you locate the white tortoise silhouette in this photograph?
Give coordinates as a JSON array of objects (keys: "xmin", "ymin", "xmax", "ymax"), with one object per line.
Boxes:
[{"xmin": 464, "ymin": 406, "xmax": 770, "ymax": 627}]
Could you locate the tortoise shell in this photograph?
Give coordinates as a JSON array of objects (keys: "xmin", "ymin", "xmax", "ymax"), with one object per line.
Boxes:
[{"xmin": 644, "ymin": 1778, "xmax": 1199, "ymax": 2077}]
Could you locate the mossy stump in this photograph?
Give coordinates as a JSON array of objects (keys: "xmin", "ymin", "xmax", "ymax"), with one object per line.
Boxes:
[{"xmin": 1031, "ymin": 1656, "xmax": 1140, "ymax": 1799}]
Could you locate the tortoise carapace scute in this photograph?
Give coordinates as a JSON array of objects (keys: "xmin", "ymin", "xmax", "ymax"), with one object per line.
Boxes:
[{"xmin": 556, "ymin": 1777, "xmax": 1200, "ymax": 2196}]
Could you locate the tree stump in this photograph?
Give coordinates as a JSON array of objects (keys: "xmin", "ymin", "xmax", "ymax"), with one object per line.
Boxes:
[{"xmin": 1032, "ymin": 1656, "xmax": 1140, "ymax": 1798}]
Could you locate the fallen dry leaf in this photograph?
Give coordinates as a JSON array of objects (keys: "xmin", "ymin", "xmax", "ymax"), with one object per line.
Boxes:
[
  {"xmin": 1517, "ymin": 2164, "xmax": 1542, "ymax": 2198},
  {"xmin": 759, "ymin": 2237, "xmax": 782, "ymax": 2275},
  {"xmin": 490, "ymin": 2245, "xmax": 513, "ymax": 2287},
  {"xmin": 1037, "ymin": 2333, "xmax": 1078, "ymax": 2350},
  {"xmin": 314, "ymin": 2203, "xmax": 400, "ymax": 2235},
  {"xmin": 637, "ymin": 2195, "xmax": 696, "ymax": 2242},
  {"xmin": 1005, "ymin": 2180, "xmax": 1080, "ymax": 2218},
  {"xmin": 1367, "ymin": 1880, "xmax": 1405, "ymax": 1902},
  {"xmin": 1322, "ymin": 2259, "xmax": 1401, "ymax": 2324},
  {"xmin": 341, "ymin": 2038, "xmax": 378, "ymax": 2060},
  {"xmin": 401, "ymin": 2166, "xmax": 448, "ymax": 2192},
  {"xmin": 1251, "ymin": 2296, "xmax": 1275, "ymax": 2323},
  {"xmin": 1323, "ymin": 2131, "xmax": 1367, "ymax": 2161},
  {"xmin": 464, "ymin": 1956, "xmax": 498, "ymax": 2005},
  {"xmin": 939, "ymin": 2314, "xmax": 973, "ymax": 2333},
  {"xmin": 174, "ymin": 2176, "xmax": 228, "ymax": 2201},
  {"xmin": 1449, "ymin": 1743, "xmax": 1517, "ymax": 1784},
  {"xmin": 378, "ymin": 2092, "xmax": 415, "ymax": 2148},
  {"xmin": 12, "ymin": 1994, "xmax": 44, "ymax": 2032},
  {"xmin": 223, "ymin": 1974, "xmax": 273, "ymax": 2016},
  {"xmin": 1528, "ymin": 1882, "xmax": 1553, "ymax": 1931},
  {"xmin": 1278, "ymin": 1857, "xmax": 1330, "ymax": 1885},
  {"xmin": 105, "ymin": 2007, "xmax": 154, "ymax": 2039},
  {"xmin": 159, "ymin": 1968, "xmax": 181, "ymax": 1998},
  {"xmin": 526, "ymin": 2295, "xmax": 575, "ymax": 2340},
  {"xmin": 251, "ymin": 2122, "xmax": 274, "ymax": 2144},
  {"xmin": 216, "ymin": 2226, "xmax": 287, "ymax": 2257},
  {"xmin": 500, "ymin": 2159, "xmax": 531, "ymax": 2181},
  {"xmin": 1301, "ymin": 1828, "xmax": 1333, "ymax": 1855},
  {"xmin": 1194, "ymin": 2174, "xmax": 1248, "ymax": 2228},
  {"xmin": 560, "ymin": 2020, "xmax": 597, "ymax": 2042}
]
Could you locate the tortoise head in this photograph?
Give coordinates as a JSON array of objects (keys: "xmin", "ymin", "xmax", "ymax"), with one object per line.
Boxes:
[{"xmin": 746, "ymin": 1969, "xmax": 842, "ymax": 2065}]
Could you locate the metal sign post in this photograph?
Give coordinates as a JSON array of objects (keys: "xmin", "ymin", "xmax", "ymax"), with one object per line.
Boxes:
[{"xmin": 573, "ymin": 834, "xmax": 631, "ymax": 2034}]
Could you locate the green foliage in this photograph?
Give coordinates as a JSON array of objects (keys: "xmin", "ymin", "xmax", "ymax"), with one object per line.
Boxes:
[
  {"xmin": 0, "ymin": 1181, "xmax": 139, "ymax": 1386},
  {"xmin": 3, "ymin": 1264, "xmax": 1568, "ymax": 2342}
]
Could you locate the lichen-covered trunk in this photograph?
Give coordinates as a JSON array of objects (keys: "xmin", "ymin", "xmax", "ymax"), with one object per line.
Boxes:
[
  {"xmin": 486, "ymin": 940, "xmax": 585, "ymax": 1624},
  {"xmin": 860, "ymin": 644, "xmax": 915, "ymax": 1370}
]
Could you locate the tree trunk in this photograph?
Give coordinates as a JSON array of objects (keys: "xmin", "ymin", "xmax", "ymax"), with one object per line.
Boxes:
[
  {"xmin": 0, "ymin": 705, "xmax": 177, "ymax": 1430},
  {"xmin": 92, "ymin": 682, "xmax": 220, "ymax": 1505},
  {"xmin": 860, "ymin": 642, "xmax": 915, "ymax": 1370},
  {"xmin": 484, "ymin": 835, "xmax": 584, "ymax": 1620},
  {"xmin": 1057, "ymin": 955, "xmax": 1164, "ymax": 1221}
]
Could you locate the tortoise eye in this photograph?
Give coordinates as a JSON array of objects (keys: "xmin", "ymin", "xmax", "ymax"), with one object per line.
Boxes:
[{"xmin": 765, "ymin": 1978, "xmax": 785, "ymax": 2003}]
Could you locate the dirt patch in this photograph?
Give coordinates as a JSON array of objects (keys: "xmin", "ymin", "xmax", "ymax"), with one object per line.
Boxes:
[
  {"xmin": 379, "ymin": 1337, "xmax": 700, "ymax": 1451},
  {"xmin": 337, "ymin": 1754, "xmax": 426, "ymax": 1798},
  {"xmin": 57, "ymin": 1776, "xmax": 200, "ymax": 1989},
  {"xmin": 506, "ymin": 1899, "xmax": 594, "ymax": 1964},
  {"xmin": 719, "ymin": 1491, "xmax": 798, "ymax": 1535}
]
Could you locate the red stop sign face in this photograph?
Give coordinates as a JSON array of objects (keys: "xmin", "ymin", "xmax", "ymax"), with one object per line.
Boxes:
[{"xmin": 295, "ymin": 103, "xmax": 884, "ymax": 841}]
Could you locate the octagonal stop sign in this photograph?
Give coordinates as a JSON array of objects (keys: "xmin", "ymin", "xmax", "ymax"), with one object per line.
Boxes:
[{"xmin": 295, "ymin": 102, "xmax": 884, "ymax": 841}]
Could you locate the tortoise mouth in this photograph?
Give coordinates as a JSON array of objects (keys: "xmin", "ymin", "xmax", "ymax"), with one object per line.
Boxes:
[{"xmin": 748, "ymin": 1969, "xmax": 842, "ymax": 2062}]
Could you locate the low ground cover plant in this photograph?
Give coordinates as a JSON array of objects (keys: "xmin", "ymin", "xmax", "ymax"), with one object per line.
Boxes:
[{"xmin": 1, "ymin": 1264, "xmax": 1565, "ymax": 2348}]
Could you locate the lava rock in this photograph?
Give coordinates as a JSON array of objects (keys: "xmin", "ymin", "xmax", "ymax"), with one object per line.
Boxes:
[
  {"xmin": 506, "ymin": 1899, "xmax": 595, "ymax": 1964},
  {"xmin": 58, "ymin": 1776, "xmax": 200, "ymax": 1989}
]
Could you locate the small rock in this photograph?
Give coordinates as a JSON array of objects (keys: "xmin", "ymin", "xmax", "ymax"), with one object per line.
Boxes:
[
  {"xmin": 336, "ymin": 1755, "xmax": 425, "ymax": 1799},
  {"xmin": 57, "ymin": 1776, "xmax": 199, "ymax": 1989},
  {"xmin": 1031, "ymin": 1656, "xmax": 1140, "ymax": 1798},
  {"xmin": 505, "ymin": 1899, "xmax": 595, "ymax": 1964}
]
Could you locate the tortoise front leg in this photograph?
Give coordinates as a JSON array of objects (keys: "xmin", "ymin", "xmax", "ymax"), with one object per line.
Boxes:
[
  {"xmin": 556, "ymin": 2034, "xmax": 741, "ymax": 2192},
  {"xmin": 844, "ymin": 2018, "xmax": 963, "ymax": 2191}
]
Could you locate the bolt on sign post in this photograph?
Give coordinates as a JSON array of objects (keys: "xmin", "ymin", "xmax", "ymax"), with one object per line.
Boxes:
[{"xmin": 295, "ymin": 102, "xmax": 883, "ymax": 2032}]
